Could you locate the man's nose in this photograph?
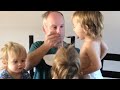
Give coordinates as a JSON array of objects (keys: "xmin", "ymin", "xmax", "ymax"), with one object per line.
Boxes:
[{"xmin": 56, "ymin": 28, "xmax": 61, "ymax": 34}]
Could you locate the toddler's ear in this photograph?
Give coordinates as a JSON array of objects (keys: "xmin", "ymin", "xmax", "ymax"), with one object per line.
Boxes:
[
  {"xmin": 83, "ymin": 25, "xmax": 89, "ymax": 34},
  {"xmin": 2, "ymin": 59, "xmax": 8, "ymax": 65},
  {"xmin": 85, "ymin": 25, "xmax": 89, "ymax": 30}
]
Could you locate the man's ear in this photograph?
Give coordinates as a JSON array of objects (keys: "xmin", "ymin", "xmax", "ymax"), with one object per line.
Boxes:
[{"xmin": 42, "ymin": 25, "xmax": 46, "ymax": 34}]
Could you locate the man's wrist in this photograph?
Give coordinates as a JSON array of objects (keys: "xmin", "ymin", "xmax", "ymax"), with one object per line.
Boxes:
[{"xmin": 42, "ymin": 43, "xmax": 51, "ymax": 51}]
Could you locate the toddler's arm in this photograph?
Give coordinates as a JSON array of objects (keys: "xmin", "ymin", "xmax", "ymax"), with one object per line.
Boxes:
[{"xmin": 100, "ymin": 40, "xmax": 108, "ymax": 60}]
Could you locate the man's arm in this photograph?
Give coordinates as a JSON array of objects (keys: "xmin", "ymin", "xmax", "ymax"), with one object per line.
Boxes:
[
  {"xmin": 25, "ymin": 42, "xmax": 50, "ymax": 71},
  {"xmin": 25, "ymin": 31, "xmax": 61, "ymax": 71}
]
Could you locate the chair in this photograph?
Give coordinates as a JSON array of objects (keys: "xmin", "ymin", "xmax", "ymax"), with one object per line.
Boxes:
[
  {"xmin": 29, "ymin": 35, "xmax": 34, "ymax": 78},
  {"xmin": 101, "ymin": 53, "xmax": 120, "ymax": 78}
]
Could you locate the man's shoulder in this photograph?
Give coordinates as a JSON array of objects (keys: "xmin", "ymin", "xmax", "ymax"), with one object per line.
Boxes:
[
  {"xmin": 32, "ymin": 41, "xmax": 44, "ymax": 46},
  {"xmin": 30, "ymin": 41, "xmax": 44, "ymax": 48},
  {"xmin": 29, "ymin": 41, "xmax": 44, "ymax": 53}
]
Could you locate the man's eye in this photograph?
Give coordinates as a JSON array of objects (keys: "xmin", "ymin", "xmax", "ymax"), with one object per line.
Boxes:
[
  {"xmin": 60, "ymin": 25, "xmax": 64, "ymax": 28},
  {"xmin": 53, "ymin": 26, "xmax": 57, "ymax": 29}
]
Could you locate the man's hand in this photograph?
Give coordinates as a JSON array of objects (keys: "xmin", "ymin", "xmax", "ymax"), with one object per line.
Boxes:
[{"xmin": 44, "ymin": 31, "xmax": 62, "ymax": 49}]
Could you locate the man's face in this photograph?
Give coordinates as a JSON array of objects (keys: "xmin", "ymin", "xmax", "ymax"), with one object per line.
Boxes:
[{"xmin": 45, "ymin": 12, "xmax": 65, "ymax": 47}]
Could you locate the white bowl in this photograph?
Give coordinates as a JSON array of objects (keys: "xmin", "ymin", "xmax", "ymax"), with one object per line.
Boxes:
[{"xmin": 43, "ymin": 54, "xmax": 55, "ymax": 66}]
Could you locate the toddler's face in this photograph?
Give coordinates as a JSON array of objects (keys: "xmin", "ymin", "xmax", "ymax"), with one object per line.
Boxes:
[
  {"xmin": 7, "ymin": 51, "xmax": 26, "ymax": 74},
  {"xmin": 72, "ymin": 18, "xmax": 85, "ymax": 40}
]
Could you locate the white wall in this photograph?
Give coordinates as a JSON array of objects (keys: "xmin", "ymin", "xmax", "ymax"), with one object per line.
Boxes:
[
  {"xmin": 0, "ymin": 11, "xmax": 42, "ymax": 53},
  {"xmin": 102, "ymin": 11, "xmax": 120, "ymax": 54}
]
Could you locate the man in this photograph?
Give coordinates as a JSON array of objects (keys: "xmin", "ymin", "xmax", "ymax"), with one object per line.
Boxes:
[{"xmin": 25, "ymin": 11, "xmax": 79, "ymax": 79}]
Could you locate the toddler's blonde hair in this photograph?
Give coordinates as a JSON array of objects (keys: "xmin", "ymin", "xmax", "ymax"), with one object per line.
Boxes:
[
  {"xmin": 51, "ymin": 45, "xmax": 81, "ymax": 79},
  {"xmin": 72, "ymin": 11, "xmax": 104, "ymax": 39},
  {"xmin": 0, "ymin": 42, "xmax": 27, "ymax": 70}
]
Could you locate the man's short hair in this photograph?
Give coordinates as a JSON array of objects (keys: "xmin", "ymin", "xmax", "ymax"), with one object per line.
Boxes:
[{"xmin": 42, "ymin": 11, "xmax": 64, "ymax": 25}]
